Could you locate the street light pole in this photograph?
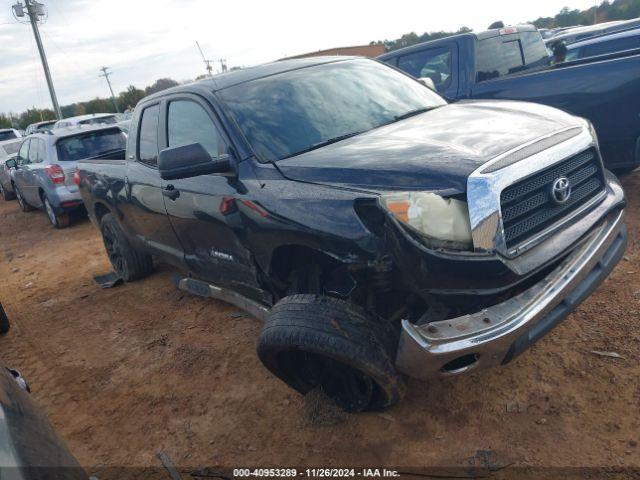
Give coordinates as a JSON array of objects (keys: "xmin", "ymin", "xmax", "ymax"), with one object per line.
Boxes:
[
  {"xmin": 22, "ymin": 0, "xmax": 62, "ymax": 119},
  {"xmin": 99, "ymin": 66, "xmax": 119, "ymax": 113}
]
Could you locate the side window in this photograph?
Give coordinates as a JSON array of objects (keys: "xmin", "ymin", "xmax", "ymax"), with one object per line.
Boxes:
[
  {"xmin": 167, "ymin": 100, "xmax": 226, "ymax": 157},
  {"xmin": 138, "ymin": 104, "xmax": 160, "ymax": 166},
  {"xmin": 583, "ymin": 36, "xmax": 640, "ymax": 58},
  {"xmin": 397, "ymin": 48, "xmax": 453, "ymax": 92},
  {"xmin": 35, "ymin": 139, "xmax": 46, "ymax": 163},
  {"xmin": 28, "ymin": 139, "xmax": 40, "ymax": 163},
  {"xmin": 18, "ymin": 139, "xmax": 30, "ymax": 162}
]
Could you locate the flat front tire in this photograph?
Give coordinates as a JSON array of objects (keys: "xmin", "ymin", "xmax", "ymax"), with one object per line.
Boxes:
[
  {"xmin": 258, "ymin": 295, "xmax": 405, "ymax": 412},
  {"xmin": 100, "ymin": 213, "xmax": 153, "ymax": 281}
]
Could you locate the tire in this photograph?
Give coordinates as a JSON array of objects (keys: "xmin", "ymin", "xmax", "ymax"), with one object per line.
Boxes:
[
  {"xmin": 100, "ymin": 213, "xmax": 153, "ymax": 281},
  {"xmin": 0, "ymin": 302, "xmax": 10, "ymax": 335},
  {"xmin": 258, "ymin": 294, "xmax": 405, "ymax": 412},
  {"xmin": 14, "ymin": 186, "xmax": 34, "ymax": 212},
  {"xmin": 44, "ymin": 196, "xmax": 71, "ymax": 229},
  {"xmin": 0, "ymin": 183, "xmax": 15, "ymax": 201}
]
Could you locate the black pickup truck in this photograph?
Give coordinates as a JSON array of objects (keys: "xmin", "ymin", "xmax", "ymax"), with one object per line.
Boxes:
[
  {"xmin": 77, "ymin": 57, "xmax": 627, "ymax": 412},
  {"xmin": 379, "ymin": 24, "xmax": 640, "ymax": 172}
]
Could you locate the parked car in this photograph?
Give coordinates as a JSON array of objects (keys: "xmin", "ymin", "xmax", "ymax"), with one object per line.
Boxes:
[
  {"xmin": 0, "ymin": 138, "xmax": 22, "ymax": 200},
  {"xmin": 0, "ymin": 128, "xmax": 22, "ymax": 141},
  {"xmin": 8, "ymin": 125, "xmax": 126, "ymax": 228},
  {"xmin": 379, "ymin": 24, "xmax": 640, "ymax": 172},
  {"xmin": 77, "ymin": 57, "xmax": 626, "ymax": 412},
  {"xmin": 53, "ymin": 113, "xmax": 117, "ymax": 129},
  {"xmin": 24, "ymin": 119, "xmax": 58, "ymax": 136},
  {"xmin": 547, "ymin": 18, "xmax": 640, "ymax": 46},
  {"xmin": 566, "ymin": 27, "xmax": 640, "ymax": 61},
  {"xmin": 0, "ymin": 304, "xmax": 85, "ymax": 478}
]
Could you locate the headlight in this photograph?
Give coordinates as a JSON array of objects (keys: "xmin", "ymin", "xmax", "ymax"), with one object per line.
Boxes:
[{"xmin": 380, "ymin": 192, "xmax": 473, "ymax": 249}]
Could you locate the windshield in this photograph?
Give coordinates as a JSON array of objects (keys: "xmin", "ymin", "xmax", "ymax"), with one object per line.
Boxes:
[
  {"xmin": 56, "ymin": 129, "xmax": 126, "ymax": 161},
  {"xmin": 218, "ymin": 59, "xmax": 446, "ymax": 161},
  {"xmin": 0, "ymin": 131, "xmax": 18, "ymax": 142}
]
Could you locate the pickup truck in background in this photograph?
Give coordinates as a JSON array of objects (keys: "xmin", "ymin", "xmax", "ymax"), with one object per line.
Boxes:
[
  {"xmin": 379, "ymin": 24, "xmax": 640, "ymax": 172},
  {"xmin": 77, "ymin": 57, "xmax": 626, "ymax": 412}
]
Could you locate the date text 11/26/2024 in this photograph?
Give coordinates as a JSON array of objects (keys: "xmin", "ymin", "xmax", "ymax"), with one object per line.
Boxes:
[{"xmin": 233, "ymin": 469, "xmax": 400, "ymax": 478}]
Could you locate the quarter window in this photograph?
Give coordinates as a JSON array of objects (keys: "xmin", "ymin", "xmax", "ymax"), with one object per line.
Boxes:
[
  {"xmin": 138, "ymin": 104, "xmax": 160, "ymax": 166},
  {"xmin": 167, "ymin": 100, "xmax": 226, "ymax": 157}
]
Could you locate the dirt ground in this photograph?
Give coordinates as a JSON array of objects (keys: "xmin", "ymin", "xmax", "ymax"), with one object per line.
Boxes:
[{"xmin": 0, "ymin": 171, "xmax": 639, "ymax": 476}]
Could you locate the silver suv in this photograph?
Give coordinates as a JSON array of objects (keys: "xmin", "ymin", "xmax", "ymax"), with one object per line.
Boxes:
[{"xmin": 8, "ymin": 126, "xmax": 126, "ymax": 228}]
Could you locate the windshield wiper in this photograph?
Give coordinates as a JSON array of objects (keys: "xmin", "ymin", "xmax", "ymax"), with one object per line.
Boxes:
[
  {"xmin": 86, "ymin": 148, "xmax": 125, "ymax": 160},
  {"xmin": 393, "ymin": 107, "xmax": 436, "ymax": 122},
  {"xmin": 280, "ymin": 131, "xmax": 364, "ymax": 159}
]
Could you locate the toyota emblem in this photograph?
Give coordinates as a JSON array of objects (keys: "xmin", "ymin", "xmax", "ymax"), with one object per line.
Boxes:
[{"xmin": 551, "ymin": 177, "xmax": 571, "ymax": 204}]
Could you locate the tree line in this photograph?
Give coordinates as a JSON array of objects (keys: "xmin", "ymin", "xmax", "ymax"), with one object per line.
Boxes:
[
  {"xmin": 371, "ymin": 0, "xmax": 640, "ymax": 52},
  {"xmin": 0, "ymin": 77, "xmax": 180, "ymax": 130}
]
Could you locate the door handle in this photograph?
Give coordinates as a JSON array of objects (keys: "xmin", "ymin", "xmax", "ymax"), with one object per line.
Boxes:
[{"xmin": 162, "ymin": 184, "xmax": 180, "ymax": 200}]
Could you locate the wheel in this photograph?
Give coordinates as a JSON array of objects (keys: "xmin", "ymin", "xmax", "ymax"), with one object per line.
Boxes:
[
  {"xmin": 0, "ymin": 183, "xmax": 15, "ymax": 201},
  {"xmin": 0, "ymin": 302, "xmax": 10, "ymax": 335},
  {"xmin": 44, "ymin": 196, "xmax": 70, "ymax": 229},
  {"xmin": 257, "ymin": 294, "xmax": 405, "ymax": 412},
  {"xmin": 100, "ymin": 213, "xmax": 153, "ymax": 281},
  {"xmin": 14, "ymin": 186, "xmax": 34, "ymax": 212}
]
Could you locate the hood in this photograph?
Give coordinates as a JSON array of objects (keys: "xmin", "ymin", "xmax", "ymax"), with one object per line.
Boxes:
[{"xmin": 275, "ymin": 100, "xmax": 583, "ymax": 195}]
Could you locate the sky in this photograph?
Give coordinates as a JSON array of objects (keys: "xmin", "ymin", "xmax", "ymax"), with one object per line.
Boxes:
[{"xmin": 0, "ymin": 0, "xmax": 599, "ymax": 114}]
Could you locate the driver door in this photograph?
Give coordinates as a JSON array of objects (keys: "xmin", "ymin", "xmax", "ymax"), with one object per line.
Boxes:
[{"xmin": 159, "ymin": 95, "xmax": 261, "ymax": 297}]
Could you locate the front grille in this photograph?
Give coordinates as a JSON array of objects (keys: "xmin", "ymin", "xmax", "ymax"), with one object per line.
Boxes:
[{"xmin": 500, "ymin": 148, "xmax": 605, "ymax": 249}]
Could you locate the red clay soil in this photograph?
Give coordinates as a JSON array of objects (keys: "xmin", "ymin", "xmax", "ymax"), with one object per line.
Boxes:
[{"xmin": 0, "ymin": 172, "xmax": 638, "ymax": 477}]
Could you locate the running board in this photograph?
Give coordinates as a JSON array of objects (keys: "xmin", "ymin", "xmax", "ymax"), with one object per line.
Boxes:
[{"xmin": 173, "ymin": 276, "xmax": 269, "ymax": 321}]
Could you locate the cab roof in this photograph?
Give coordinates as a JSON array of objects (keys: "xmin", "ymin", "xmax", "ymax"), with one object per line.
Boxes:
[{"xmin": 143, "ymin": 56, "xmax": 359, "ymax": 101}]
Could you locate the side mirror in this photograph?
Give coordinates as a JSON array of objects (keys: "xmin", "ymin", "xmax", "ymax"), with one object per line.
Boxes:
[
  {"xmin": 5, "ymin": 158, "xmax": 17, "ymax": 169},
  {"xmin": 418, "ymin": 77, "xmax": 437, "ymax": 91},
  {"xmin": 158, "ymin": 143, "xmax": 233, "ymax": 181}
]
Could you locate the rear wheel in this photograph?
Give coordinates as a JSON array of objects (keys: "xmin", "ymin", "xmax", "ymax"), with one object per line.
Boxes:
[
  {"xmin": 258, "ymin": 294, "xmax": 405, "ymax": 412},
  {"xmin": 100, "ymin": 213, "xmax": 153, "ymax": 281},
  {"xmin": 44, "ymin": 196, "xmax": 70, "ymax": 229},
  {"xmin": 14, "ymin": 186, "xmax": 34, "ymax": 212}
]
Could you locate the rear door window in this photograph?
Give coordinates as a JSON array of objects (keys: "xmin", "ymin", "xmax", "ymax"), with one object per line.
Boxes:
[
  {"xmin": 167, "ymin": 100, "xmax": 226, "ymax": 157},
  {"xmin": 28, "ymin": 139, "xmax": 41, "ymax": 163},
  {"xmin": 138, "ymin": 105, "xmax": 160, "ymax": 166},
  {"xmin": 476, "ymin": 32, "xmax": 549, "ymax": 82},
  {"xmin": 397, "ymin": 47, "xmax": 453, "ymax": 92}
]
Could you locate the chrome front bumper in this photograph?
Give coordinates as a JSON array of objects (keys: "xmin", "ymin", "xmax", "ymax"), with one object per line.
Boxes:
[{"xmin": 395, "ymin": 208, "xmax": 627, "ymax": 379}]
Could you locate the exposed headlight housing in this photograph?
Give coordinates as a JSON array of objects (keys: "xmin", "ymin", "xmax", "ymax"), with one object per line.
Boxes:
[{"xmin": 380, "ymin": 192, "xmax": 473, "ymax": 250}]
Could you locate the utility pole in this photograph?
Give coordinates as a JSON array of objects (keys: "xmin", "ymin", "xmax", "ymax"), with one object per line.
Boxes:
[
  {"xmin": 594, "ymin": 0, "xmax": 598, "ymax": 24},
  {"xmin": 196, "ymin": 41, "xmax": 214, "ymax": 78},
  {"xmin": 217, "ymin": 58, "xmax": 227, "ymax": 73},
  {"xmin": 99, "ymin": 66, "xmax": 119, "ymax": 113},
  {"xmin": 12, "ymin": 0, "xmax": 62, "ymax": 119}
]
